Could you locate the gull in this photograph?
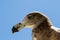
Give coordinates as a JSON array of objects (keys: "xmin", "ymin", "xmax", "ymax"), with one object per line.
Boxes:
[{"xmin": 12, "ymin": 11, "xmax": 60, "ymax": 40}]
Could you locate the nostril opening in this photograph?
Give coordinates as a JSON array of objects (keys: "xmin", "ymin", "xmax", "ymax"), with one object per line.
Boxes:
[{"xmin": 19, "ymin": 23, "xmax": 21, "ymax": 25}]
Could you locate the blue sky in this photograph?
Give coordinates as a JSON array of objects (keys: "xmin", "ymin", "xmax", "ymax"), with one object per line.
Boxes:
[{"xmin": 0, "ymin": 0, "xmax": 60, "ymax": 40}]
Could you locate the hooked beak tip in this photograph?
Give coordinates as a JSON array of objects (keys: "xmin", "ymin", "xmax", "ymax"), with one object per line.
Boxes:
[{"xmin": 12, "ymin": 26, "xmax": 19, "ymax": 34}]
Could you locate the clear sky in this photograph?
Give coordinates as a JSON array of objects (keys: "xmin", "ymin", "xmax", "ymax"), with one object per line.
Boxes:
[{"xmin": 0, "ymin": 0, "xmax": 60, "ymax": 40}]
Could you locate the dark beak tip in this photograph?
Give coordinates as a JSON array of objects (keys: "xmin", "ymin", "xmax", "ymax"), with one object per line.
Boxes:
[
  {"xmin": 12, "ymin": 31, "xmax": 15, "ymax": 33},
  {"xmin": 12, "ymin": 26, "xmax": 19, "ymax": 34}
]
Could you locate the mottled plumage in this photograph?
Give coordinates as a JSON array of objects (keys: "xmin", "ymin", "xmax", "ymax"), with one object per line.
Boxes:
[{"xmin": 12, "ymin": 11, "xmax": 60, "ymax": 40}]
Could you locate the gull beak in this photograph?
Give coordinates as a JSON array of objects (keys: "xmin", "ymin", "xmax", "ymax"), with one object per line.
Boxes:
[{"xmin": 12, "ymin": 23, "xmax": 25, "ymax": 33}]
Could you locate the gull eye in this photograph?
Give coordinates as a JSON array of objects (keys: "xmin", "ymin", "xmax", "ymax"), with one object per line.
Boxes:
[{"xmin": 28, "ymin": 15, "xmax": 33, "ymax": 20}]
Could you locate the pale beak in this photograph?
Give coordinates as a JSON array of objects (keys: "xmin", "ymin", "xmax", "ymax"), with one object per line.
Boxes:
[{"xmin": 12, "ymin": 23, "xmax": 25, "ymax": 33}]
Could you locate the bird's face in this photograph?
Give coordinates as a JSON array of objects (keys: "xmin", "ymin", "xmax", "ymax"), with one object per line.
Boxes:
[
  {"xmin": 22, "ymin": 13, "xmax": 44, "ymax": 26},
  {"xmin": 12, "ymin": 12, "xmax": 46, "ymax": 33}
]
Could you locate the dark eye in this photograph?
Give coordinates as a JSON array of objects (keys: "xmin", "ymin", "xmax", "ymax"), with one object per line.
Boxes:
[{"xmin": 28, "ymin": 15, "xmax": 33, "ymax": 20}]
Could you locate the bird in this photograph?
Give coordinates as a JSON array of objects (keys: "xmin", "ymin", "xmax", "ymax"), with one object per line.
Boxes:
[{"xmin": 12, "ymin": 11, "xmax": 60, "ymax": 40}]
